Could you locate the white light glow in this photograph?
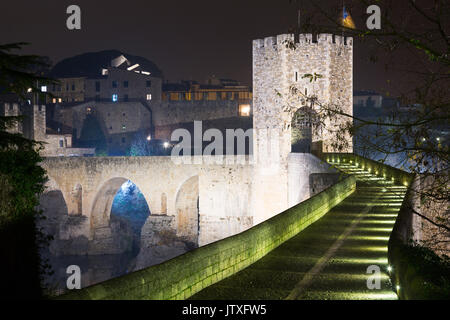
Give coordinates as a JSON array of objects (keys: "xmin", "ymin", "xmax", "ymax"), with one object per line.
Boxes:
[{"xmin": 127, "ymin": 64, "xmax": 140, "ymax": 71}]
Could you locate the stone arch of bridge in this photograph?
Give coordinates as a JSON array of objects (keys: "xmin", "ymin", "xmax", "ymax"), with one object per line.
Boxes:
[
  {"xmin": 39, "ymin": 175, "xmax": 69, "ymax": 236},
  {"xmin": 175, "ymin": 175, "xmax": 199, "ymax": 246},
  {"xmin": 90, "ymin": 177, "xmax": 152, "ymax": 231}
]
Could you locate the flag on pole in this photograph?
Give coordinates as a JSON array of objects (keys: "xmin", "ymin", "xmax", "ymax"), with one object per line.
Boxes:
[{"xmin": 342, "ymin": 6, "xmax": 356, "ymax": 29}]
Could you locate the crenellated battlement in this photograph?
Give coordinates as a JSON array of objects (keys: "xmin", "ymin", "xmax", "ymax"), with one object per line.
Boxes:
[{"xmin": 253, "ymin": 33, "xmax": 353, "ymax": 49}]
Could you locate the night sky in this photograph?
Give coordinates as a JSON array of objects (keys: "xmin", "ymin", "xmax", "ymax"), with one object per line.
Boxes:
[{"xmin": 0, "ymin": 0, "xmax": 413, "ymax": 94}]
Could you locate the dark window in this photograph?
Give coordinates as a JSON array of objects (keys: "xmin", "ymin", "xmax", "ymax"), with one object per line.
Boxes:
[
  {"xmin": 124, "ymin": 81, "xmax": 129, "ymax": 88},
  {"xmin": 66, "ymin": 84, "xmax": 69, "ymax": 91},
  {"xmin": 146, "ymin": 80, "xmax": 151, "ymax": 88},
  {"xmin": 112, "ymin": 81, "xmax": 118, "ymax": 88},
  {"xmin": 59, "ymin": 140, "xmax": 64, "ymax": 147},
  {"xmin": 123, "ymin": 112, "xmax": 126, "ymax": 116},
  {"xmin": 95, "ymin": 94, "xmax": 100, "ymax": 101},
  {"xmin": 95, "ymin": 81, "xmax": 101, "ymax": 92},
  {"xmin": 124, "ymin": 94, "xmax": 129, "ymax": 102},
  {"xmin": 121, "ymin": 137, "xmax": 126, "ymax": 143},
  {"xmin": 72, "ymin": 84, "xmax": 75, "ymax": 91}
]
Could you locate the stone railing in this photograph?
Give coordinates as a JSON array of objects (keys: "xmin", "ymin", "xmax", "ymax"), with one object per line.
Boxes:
[
  {"xmin": 59, "ymin": 174, "xmax": 356, "ymax": 300},
  {"xmin": 388, "ymin": 175, "xmax": 450, "ymax": 299},
  {"xmin": 323, "ymin": 153, "xmax": 450, "ymax": 299},
  {"xmin": 324, "ymin": 153, "xmax": 413, "ymax": 187}
]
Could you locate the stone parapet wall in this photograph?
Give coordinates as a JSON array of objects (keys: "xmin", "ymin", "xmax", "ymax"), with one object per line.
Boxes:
[{"xmin": 324, "ymin": 153, "xmax": 413, "ymax": 186}]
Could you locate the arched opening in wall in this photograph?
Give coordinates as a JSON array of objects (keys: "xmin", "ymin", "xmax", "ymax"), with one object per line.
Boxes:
[
  {"xmin": 175, "ymin": 176, "xmax": 199, "ymax": 247},
  {"xmin": 69, "ymin": 184, "xmax": 82, "ymax": 216},
  {"xmin": 37, "ymin": 178, "xmax": 70, "ymax": 293},
  {"xmin": 91, "ymin": 178, "xmax": 150, "ymax": 255},
  {"xmin": 111, "ymin": 180, "xmax": 151, "ymax": 254},
  {"xmin": 291, "ymin": 107, "xmax": 319, "ymax": 153},
  {"xmin": 38, "ymin": 178, "xmax": 68, "ymax": 237}
]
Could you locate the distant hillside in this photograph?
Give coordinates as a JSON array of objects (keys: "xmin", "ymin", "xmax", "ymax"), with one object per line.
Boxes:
[{"xmin": 49, "ymin": 50, "xmax": 163, "ymax": 79}]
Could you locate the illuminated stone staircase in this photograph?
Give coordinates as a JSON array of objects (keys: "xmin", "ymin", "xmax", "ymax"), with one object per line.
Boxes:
[{"xmin": 190, "ymin": 162, "xmax": 407, "ymax": 300}]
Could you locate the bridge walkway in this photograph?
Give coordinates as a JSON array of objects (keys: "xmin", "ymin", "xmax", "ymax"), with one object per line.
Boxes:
[{"xmin": 190, "ymin": 163, "xmax": 407, "ymax": 300}]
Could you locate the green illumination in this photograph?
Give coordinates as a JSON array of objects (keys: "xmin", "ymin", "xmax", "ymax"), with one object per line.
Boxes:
[
  {"xmin": 364, "ymin": 213, "xmax": 398, "ymax": 218},
  {"xmin": 361, "ymin": 219, "xmax": 397, "ymax": 225},
  {"xmin": 334, "ymin": 257, "xmax": 388, "ymax": 265},
  {"xmin": 348, "ymin": 235, "xmax": 390, "ymax": 241},
  {"xmin": 303, "ymin": 291, "xmax": 398, "ymax": 300},
  {"xmin": 357, "ymin": 227, "xmax": 393, "ymax": 232}
]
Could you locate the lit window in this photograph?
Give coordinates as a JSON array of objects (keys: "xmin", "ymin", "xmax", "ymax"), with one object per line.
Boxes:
[
  {"xmin": 86, "ymin": 107, "xmax": 92, "ymax": 114},
  {"xmin": 58, "ymin": 98, "xmax": 62, "ymax": 103},
  {"xmin": 52, "ymin": 98, "xmax": 57, "ymax": 103},
  {"xmin": 112, "ymin": 94, "xmax": 118, "ymax": 102},
  {"xmin": 239, "ymin": 104, "xmax": 251, "ymax": 117},
  {"xmin": 41, "ymin": 86, "xmax": 47, "ymax": 92},
  {"xmin": 122, "ymin": 125, "xmax": 126, "ymax": 130},
  {"xmin": 146, "ymin": 94, "xmax": 152, "ymax": 101}
]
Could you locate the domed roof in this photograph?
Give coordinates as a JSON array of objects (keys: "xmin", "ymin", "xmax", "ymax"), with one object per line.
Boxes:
[{"xmin": 50, "ymin": 50, "xmax": 163, "ymax": 79}]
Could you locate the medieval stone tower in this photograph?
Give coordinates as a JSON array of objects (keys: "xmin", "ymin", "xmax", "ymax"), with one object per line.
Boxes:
[{"xmin": 252, "ymin": 33, "xmax": 353, "ymax": 223}]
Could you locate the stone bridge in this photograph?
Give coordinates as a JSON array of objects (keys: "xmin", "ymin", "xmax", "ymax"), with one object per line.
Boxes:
[
  {"xmin": 40, "ymin": 156, "xmax": 258, "ymax": 255},
  {"xmin": 40, "ymin": 153, "xmax": 335, "ymax": 257},
  {"xmin": 60, "ymin": 153, "xmax": 413, "ymax": 300}
]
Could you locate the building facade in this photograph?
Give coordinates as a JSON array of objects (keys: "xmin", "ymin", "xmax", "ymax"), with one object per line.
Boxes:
[{"xmin": 1, "ymin": 102, "xmax": 95, "ymax": 157}]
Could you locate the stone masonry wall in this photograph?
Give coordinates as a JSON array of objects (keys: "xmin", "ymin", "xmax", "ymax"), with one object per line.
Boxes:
[{"xmin": 251, "ymin": 33, "xmax": 353, "ymax": 224}]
